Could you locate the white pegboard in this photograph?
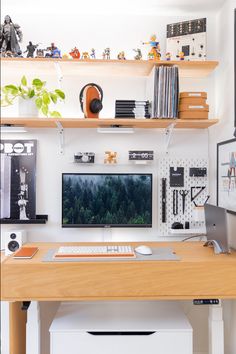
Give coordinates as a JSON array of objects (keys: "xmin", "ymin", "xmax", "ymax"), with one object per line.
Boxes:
[{"xmin": 158, "ymin": 157, "xmax": 209, "ymax": 236}]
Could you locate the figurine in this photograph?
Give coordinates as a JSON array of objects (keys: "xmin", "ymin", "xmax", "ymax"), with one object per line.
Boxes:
[
  {"xmin": 178, "ymin": 51, "xmax": 185, "ymax": 60},
  {"xmin": 103, "ymin": 48, "xmax": 110, "ymax": 60},
  {"xmin": 69, "ymin": 47, "xmax": 80, "ymax": 59},
  {"xmin": 90, "ymin": 48, "xmax": 96, "ymax": 59},
  {"xmin": 104, "ymin": 151, "xmax": 117, "ymax": 164},
  {"xmin": 117, "ymin": 51, "xmax": 126, "ymax": 60},
  {"xmin": 44, "ymin": 43, "xmax": 61, "ymax": 58},
  {"xmin": 82, "ymin": 52, "xmax": 89, "ymax": 59},
  {"xmin": 35, "ymin": 48, "xmax": 45, "ymax": 58},
  {"xmin": 133, "ymin": 48, "xmax": 142, "ymax": 60},
  {"xmin": 142, "ymin": 35, "xmax": 161, "ymax": 60},
  {"xmin": 0, "ymin": 15, "xmax": 23, "ymax": 56},
  {"xmin": 24, "ymin": 41, "xmax": 39, "ymax": 58},
  {"xmin": 166, "ymin": 52, "xmax": 171, "ymax": 61},
  {"xmin": 62, "ymin": 53, "xmax": 71, "ymax": 59},
  {"xmin": 52, "ymin": 48, "xmax": 61, "ymax": 58}
]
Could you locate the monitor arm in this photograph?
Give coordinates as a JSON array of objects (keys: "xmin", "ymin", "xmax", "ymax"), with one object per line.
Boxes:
[{"xmin": 203, "ymin": 240, "xmax": 225, "ymax": 254}]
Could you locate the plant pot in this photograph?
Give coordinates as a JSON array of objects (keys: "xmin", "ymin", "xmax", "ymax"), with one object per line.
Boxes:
[{"xmin": 18, "ymin": 98, "xmax": 38, "ymax": 117}]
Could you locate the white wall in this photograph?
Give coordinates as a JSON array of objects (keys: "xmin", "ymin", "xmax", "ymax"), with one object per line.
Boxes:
[
  {"xmin": 1, "ymin": 4, "xmax": 234, "ymax": 354},
  {"xmin": 210, "ymin": 1, "xmax": 236, "ymax": 353}
]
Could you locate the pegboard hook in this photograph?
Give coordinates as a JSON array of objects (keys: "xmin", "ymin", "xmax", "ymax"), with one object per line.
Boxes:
[{"xmin": 165, "ymin": 123, "xmax": 176, "ymax": 153}]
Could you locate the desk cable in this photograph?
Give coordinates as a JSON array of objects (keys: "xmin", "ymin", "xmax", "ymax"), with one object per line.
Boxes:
[{"xmin": 181, "ymin": 234, "xmax": 206, "ymax": 242}]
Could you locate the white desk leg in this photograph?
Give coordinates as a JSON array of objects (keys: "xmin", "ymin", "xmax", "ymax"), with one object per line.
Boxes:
[
  {"xmin": 26, "ymin": 301, "xmax": 41, "ymax": 354},
  {"xmin": 209, "ymin": 301, "xmax": 224, "ymax": 354}
]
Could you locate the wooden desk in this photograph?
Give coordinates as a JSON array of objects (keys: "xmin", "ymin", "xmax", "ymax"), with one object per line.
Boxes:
[
  {"xmin": 1, "ymin": 242, "xmax": 236, "ymax": 354},
  {"xmin": 2, "ymin": 242, "xmax": 236, "ymax": 301}
]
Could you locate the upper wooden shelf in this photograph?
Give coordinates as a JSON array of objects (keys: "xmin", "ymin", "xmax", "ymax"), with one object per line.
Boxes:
[
  {"xmin": 1, "ymin": 117, "xmax": 219, "ymax": 129},
  {"xmin": 0, "ymin": 58, "xmax": 218, "ymax": 78}
]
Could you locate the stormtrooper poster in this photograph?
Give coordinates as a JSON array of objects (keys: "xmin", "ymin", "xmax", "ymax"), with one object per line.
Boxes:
[{"xmin": 0, "ymin": 140, "xmax": 37, "ymax": 220}]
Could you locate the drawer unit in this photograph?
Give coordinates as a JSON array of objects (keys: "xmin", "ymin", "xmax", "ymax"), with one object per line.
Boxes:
[{"xmin": 50, "ymin": 301, "xmax": 192, "ymax": 354}]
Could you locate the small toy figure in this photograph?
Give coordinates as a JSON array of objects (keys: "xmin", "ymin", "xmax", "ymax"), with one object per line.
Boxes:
[
  {"xmin": 82, "ymin": 52, "xmax": 90, "ymax": 59},
  {"xmin": 148, "ymin": 52, "xmax": 154, "ymax": 60},
  {"xmin": 36, "ymin": 48, "xmax": 45, "ymax": 58},
  {"xmin": 90, "ymin": 48, "xmax": 96, "ymax": 59},
  {"xmin": 178, "ymin": 51, "xmax": 185, "ymax": 60},
  {"xmin": 0, "ymin": 15, "xmax": 23, "ymax": 56},
  {"xmin": 62, "ymin": 53, "xmax": 71, "ymax": 59},
  {"xmin": 52, "ymin": 48, "xmax": 61, "ymax": 58},
  {"xmin": 24, "ymin": 42, "xmax": 39, "ymax": 58},
  {"xmin": 44, "ymin": 43, "xmax": 61, "ymax": 58},
  {"xmin": 69, "ymin": 47, "xmax": 80, "ymax": 59},
  {"xmin": 133, "ymin": 48, "xmax": 142, "ymax": 60},
  {"xmin": 142, "ymin": 35, "xmax": 161, "ymax": 61},
  {"xmin": 117, "ymin": 51, "xmax": 126, "ymax": 60},
  {"xmin": 104, "ymin": 151, "xmax": 117, "ymax": 164},
  {"xmin": 166, "ymin": 52, "xmax": 171, "ymax": 61},
  {"xmin": 103, "ymin": 48, "xmax": 110, "ymax": 60}
]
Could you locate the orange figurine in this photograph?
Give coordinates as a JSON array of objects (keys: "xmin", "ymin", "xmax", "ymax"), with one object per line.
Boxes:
[{"xmin": 69, "ymin": 47, "xmax": 80, "ymax": 59}]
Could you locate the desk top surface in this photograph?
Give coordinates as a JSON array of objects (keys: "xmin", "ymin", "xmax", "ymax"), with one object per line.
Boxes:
[
  {"xmin": 2, "ymin": 242, "xmax": 236, "ymax": 301},
  {"xmin": 2, "ymin": 241, "xmax": 236, "ymax": 264}
]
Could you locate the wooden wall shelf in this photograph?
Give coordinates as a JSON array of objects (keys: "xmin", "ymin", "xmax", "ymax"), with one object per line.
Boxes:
[
  {"xmin": 1, "ymin": 117, "xmax": 219, "ymax": 129},
  {"xmin": 0, "ymin": 215, "xmax": 48, "ymax": 224},
  {"xmin": 1, "ymin": 58, "xmax": 218, "ymax": 78}
]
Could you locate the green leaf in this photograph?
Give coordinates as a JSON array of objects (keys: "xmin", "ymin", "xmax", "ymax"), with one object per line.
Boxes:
[
  {"xmin": 50, "ymin": 92, "xmax": 57, "ymax": 104},
  {"xmin": 32, "ymin": 78, "xmax": 44, "ymax": 89},
  {"xmin": 28, "ymin": 89, "xmax": 35, "ymax": 98},
  {"xmin": 55, "ymin": 89, "xmax": 65, "ymax": 100},
  {"xmin": 21, "ymin": 76, "xmax": 27, "ymax": 86},
  {"xmin": 42, "ymin": 92, "xmax": 50, "ymax": 105},
  {"xmin": 50, "ymin": 111, "xmax": 61, "ymax": 118},
  {"xmin": 41, "ymin": 104, "xmax": 49, "ymax": 116},
  {"xmin": 4, "ymin": 84, "xmax": 18, "ymax": 91},
  {"xmin": 35, "ymin": 97, "xmax": 42, "ymax": 109}
]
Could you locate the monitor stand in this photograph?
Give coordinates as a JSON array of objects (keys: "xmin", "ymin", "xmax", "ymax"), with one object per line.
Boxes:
[
  {"xmin": 102, "ymin": 227, "xmax": 112, "ymax": 243},
  {"xmin": 203, "ymin": 240, "xmax": 225, "ymax": 254}
]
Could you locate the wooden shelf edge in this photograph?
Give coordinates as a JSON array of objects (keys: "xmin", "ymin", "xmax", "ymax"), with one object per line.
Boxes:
[
  {"xmin": 1, "ymin": 58, "xmax": 219, "ymax": 77},
  {"xmin": 1, "ymin": 118, "xmax": 219, "ymax": 129}
]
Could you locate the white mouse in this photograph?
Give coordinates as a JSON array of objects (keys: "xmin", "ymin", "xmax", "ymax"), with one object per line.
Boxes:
[{"xmin": 135, "ymin": 245, "xmax": 152, "ymax": 255}]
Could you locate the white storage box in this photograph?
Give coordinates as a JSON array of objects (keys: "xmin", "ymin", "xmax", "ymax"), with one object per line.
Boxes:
[{"xmin": 50, "ymin": 301, "xmax": 192, "ymax": 354}]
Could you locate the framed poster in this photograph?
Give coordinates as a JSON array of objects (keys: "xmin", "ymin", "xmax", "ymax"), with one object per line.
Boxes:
[{"xmin": 217, "ymin": 138, "xmax": 236, "ymax": 214}]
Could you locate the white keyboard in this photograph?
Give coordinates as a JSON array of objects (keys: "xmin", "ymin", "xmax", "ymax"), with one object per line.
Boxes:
[{"xmin": 55, "ymin": 245, "xmax": 136, "ymax": 258}]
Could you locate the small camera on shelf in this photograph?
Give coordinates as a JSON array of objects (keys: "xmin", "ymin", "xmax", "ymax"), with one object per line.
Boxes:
[{"xmin": 74, "ymin": 152, "xmax": 95, "ymax": 164}]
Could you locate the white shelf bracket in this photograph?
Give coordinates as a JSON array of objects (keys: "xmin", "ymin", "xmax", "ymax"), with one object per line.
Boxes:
[
  {"xmin": 56, "ymin": 121, "xmax": 64, "ymax": 154},
  {"xmin": 54, "ymin": 61, "xmax": 63, "ymax": 85},
  {"xmin": 164, "ymin": 122, "xmax": 176, "ymax": 153}
]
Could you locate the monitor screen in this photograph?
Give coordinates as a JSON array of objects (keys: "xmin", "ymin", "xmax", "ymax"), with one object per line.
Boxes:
[{"xmin": 62, "ymin": 173, "xmax": 152, "ymax": 228}]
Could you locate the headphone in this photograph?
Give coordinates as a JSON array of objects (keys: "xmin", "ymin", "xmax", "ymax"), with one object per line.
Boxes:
[{"xmin": 79, "ymin": 83, "xmax": 103, "ymax": 114}]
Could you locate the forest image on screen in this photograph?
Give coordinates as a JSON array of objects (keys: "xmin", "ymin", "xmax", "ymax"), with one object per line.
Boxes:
[{"xmin": 62, "ymin": 174, "xmax": 152, "ymax": 226}]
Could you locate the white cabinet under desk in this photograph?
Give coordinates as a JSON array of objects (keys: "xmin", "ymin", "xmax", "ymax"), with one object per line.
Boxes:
[{"xmin": 50, "ymin": 301, "xmax": 193, "ymax": 354}]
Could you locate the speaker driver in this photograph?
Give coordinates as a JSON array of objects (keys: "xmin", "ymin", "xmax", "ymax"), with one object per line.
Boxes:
[{"xmin": 8, "ymin": 240, "xmax": 20, "ymax": 252}]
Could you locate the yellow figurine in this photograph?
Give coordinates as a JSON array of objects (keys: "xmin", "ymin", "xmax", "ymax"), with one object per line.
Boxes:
[
  {"xmin": 178, "ymin": 51, "xmax": 185, "ymax": 61},
  {"xmin": 82, "ymin": 52, "xmax": 90, "ymax": 59},
  {"xmin": 117, "ymin": 51, "xmax": 126, "ymax": 60},
  {"xmin": 143, "ymin": 34, "xmax": 161, "ymax": 61}
]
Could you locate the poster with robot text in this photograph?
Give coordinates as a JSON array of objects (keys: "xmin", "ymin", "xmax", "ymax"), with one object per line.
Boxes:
[{"xmin": 0, "ymin": 140, "xmax": 37, "ymax": 220}]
